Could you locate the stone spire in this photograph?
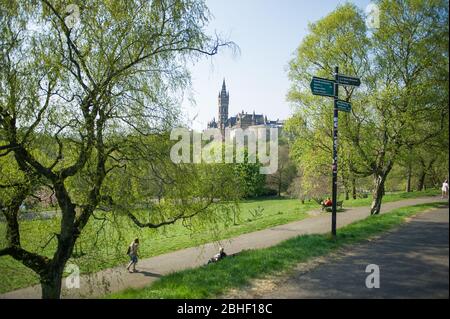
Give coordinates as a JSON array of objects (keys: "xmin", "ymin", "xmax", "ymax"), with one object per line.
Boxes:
[{"xmin": 217, "ymin": 79, "xmax": 229, "ymax": 134}]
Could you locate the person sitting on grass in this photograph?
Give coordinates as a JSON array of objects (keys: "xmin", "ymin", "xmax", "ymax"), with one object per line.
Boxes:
[
  {"xmin": 208, "ymin": 247, "xmax": 227, "ymax": 264},
  {"xmin": 323, "ymin": 197, "xmax": 332, "ymax": 207}
]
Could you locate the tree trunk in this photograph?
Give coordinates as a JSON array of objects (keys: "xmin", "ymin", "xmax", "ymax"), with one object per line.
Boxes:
[
  {"xmin": 43, "ymin": 183, "xmax": 79, "ymax": 299},
  {"xmin": 3, "ymin": 188, "xmax": 28, "ymax": 246},
  {"xmin": 41, "ymin": 266, "xmax": 64, "ymax": 299},
  {"xmin": 417, "ymin": 171, "xmax": 426, "ymax": 191},
  {"xmin": 5, "ymin": 205, "xmax": 21, "ymax": 246},
  {"xmin": 352, "ymin": 178, "xmax": 357, "ymax": 199},
  {"xmin": 40, "ymin": 232, "xmax": 78, "ymax": 299},
  {"xmin": 416, "ymin": 158, "xmax": 435, "ymax": 191},
  {"xmin": 371, "ymin": 174, "xmax": 387, "ymax": 215},
  {"xmin": 341, "ymin": 171, "xmax": 350, "ymax": 200},
  {"xmin": 406, "ymin": 163, "xmax": 412, "ymax": 192},
  {"xmin": 278, "ymin": 172, "xmax": 282, "ymax": 197}
]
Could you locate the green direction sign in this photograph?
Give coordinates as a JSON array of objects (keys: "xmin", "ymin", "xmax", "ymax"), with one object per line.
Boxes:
[
  {"xmin": 310, "ymin": 76, "xmax": 335, "ymax": 97},
  {"xmin": 337, "ymin": 74, "xmax": 361, "ymax": 87},
  {"xmin": 336, "ymin": 100, "xmax": 352, "ymax": 112}
]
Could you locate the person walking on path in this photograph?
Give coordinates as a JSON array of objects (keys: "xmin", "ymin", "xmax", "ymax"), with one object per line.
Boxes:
[
  {"xmin": 442, "ymin": 179, "xmax": 449, "ymax": 199},
  {"xmin": 126, "ymin": 238, "xmax": 140, "ymax": 273}
]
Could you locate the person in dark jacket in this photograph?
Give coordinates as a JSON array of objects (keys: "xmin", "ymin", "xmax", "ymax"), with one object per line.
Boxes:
[{"xmin": 208, "ymin": 247, "xmax": 227, "ymax": 264}]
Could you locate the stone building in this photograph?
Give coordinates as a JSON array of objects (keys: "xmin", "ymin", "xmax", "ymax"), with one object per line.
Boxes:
[{"xmin": 207, "ymin": 79, "xmax": 283, "ymax": 135}]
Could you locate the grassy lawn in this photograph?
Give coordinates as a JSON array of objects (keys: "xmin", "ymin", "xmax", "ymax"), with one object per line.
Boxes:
[
  {"xmin": 336, "ymin": 188, "xmax": 440, "ymax": 206},
  {"xmin": 0, "ymin": 189, "xmax": 440, "ymax": 293},
  {"xmin": 108, "ymin": 201, "xmax": 446, "ymax": 299}
]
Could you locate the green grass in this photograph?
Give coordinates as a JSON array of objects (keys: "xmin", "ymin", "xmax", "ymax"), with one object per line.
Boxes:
[
  {"xmin": 0, "ymin": 189, "xmax": 440, "ymax": 293},
  {"xmin": 108, "ymin": 201, "xmax": 445, "ymax": 299},
  {"xmin": 337, "ymin": 188, "xmax": 439, "ymax": 207}
]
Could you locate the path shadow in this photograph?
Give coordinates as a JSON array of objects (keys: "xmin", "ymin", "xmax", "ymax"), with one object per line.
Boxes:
[
  {"xmin": 275, "ymin": 212, "xmax": 449, "ymax": 298},
  {"xmin": 134, "ymin": 270, "xmax": 162, "ymax": 278},
  {"xmin": 323, "ymin": 208, "xmax": 347, "ymax": 213}
]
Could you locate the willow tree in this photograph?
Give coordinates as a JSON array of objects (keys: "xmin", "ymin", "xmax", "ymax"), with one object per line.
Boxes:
[
  {"xmin": 286, "ymin": 1, "xmax": 448, "ymax": 215},
  {"xmin": 0, "ymin": 0, "xmax": 234, "ymax": 298}
]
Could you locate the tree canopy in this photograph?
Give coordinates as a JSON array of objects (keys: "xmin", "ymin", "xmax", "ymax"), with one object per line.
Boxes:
[
  {"xmin": 0, "ymin": 0, "xmax": 236, "ymax": 299},
  {"xmin": 286, "ymin": 0, "xmax": 448, "ymax": 214}
]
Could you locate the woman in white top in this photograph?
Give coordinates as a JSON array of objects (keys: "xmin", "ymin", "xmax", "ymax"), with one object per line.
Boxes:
[{"xmin": 442, "ymin": 180, "xmax": 449, "ymax": 198}]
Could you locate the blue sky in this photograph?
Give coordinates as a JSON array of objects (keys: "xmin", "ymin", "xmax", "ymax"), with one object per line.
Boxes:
[{"xmin": 182, "ymin": 0, "xmax": 372, "ymax": 130}]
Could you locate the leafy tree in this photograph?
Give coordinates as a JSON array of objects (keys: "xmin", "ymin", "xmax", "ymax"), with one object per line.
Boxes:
[
  {"xmin": 266, "ymin": 144, "xmax": 297, "ymax": 197},
  {"xmin": 233, "ymin": 161, "xmax": 266, "ymax": 198},
  {"xmin": 397, "ymin": 128, "xmax": 449, "ymax": 191},
  {"xmin": 0, "ymin": 0, "xmax": 234, "ymax": 298},
  {"xmin": 287, "ymin": 1, "xmax": 448, "ymax": 214},
  {"xmin": 285, "ymin": 3, "xmax": 370, "ymax": 203},
  {"xmin": 284, "ymin": 115, "xmax": 332, "ymax": 201}
]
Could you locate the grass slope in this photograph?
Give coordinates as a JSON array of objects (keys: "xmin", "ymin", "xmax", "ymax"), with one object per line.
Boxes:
[
  {"xmin": 109, "ymin": 202, "xmax": 445, "ymax": 299},
  {"xmin": 0, "ymin": 189, "xmax": 440, "ymax": 293}
]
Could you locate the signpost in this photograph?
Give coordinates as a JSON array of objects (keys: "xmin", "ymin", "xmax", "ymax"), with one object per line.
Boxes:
[
  {"xmin": 310, "ymin": 68, "xmax": 361, "ymax": 237},
  {"xmin": 331, "ymin": 67, "xmax": 339, "ymax": 238},
  {"xmin": 310, "ymin": 76, "xmax": 335, "ymax": 97},
  {"xmin": 337, "ymin": 74, "xmax": 361, "ymax": 87},
  {"xmin": 336, "ymin": 100, "xmax": 352, "ymax": 112}
]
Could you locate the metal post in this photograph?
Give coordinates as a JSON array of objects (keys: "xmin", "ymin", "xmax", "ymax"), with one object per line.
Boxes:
[{"xmin": 332, "ymin": 66, "xmax": 339, "ymax": 237}]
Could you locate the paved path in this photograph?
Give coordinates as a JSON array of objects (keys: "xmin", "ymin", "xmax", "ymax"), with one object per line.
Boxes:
[
  {"xmin": 251, "ymin": 206, "xmax": 448, "ymax": 299},
  {"xmin": 0, "ymin": 196, "xmax": 444, "ymax": 298}
]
